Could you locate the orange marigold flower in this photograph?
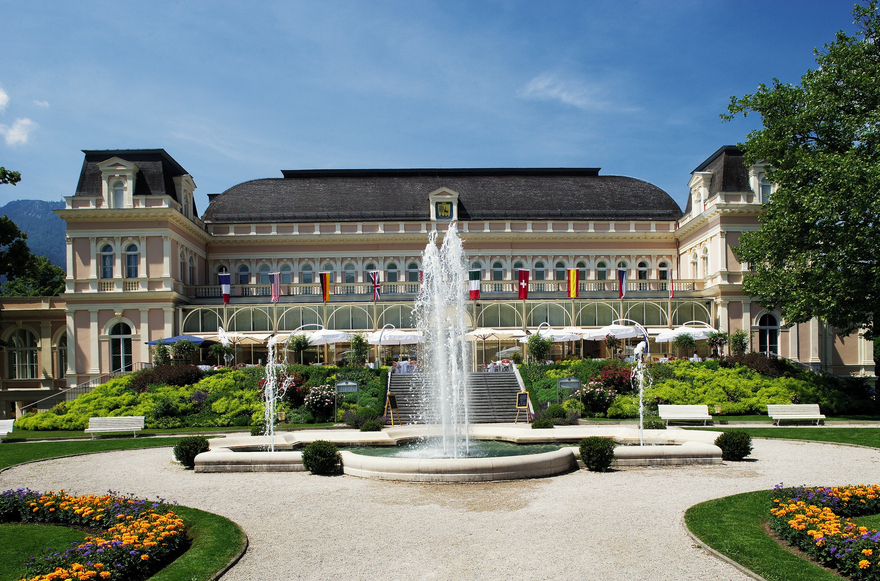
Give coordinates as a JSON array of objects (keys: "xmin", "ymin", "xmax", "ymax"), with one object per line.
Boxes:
[
  {"xmin": 140, "ymin": 554, "xmax": 150, "ymax": 561},
  {"xmin": 859, "ymin": 559, "xmax": 870, "ymax": 569}
]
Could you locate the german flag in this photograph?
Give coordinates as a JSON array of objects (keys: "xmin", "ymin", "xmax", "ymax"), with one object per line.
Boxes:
[
  {"xmin": 567, "ymin": 269, "xmax": 578, "ymax": 298},
  {"xmin": 320, "ymin": 272, "xmax": 332, "ymax": 302}
]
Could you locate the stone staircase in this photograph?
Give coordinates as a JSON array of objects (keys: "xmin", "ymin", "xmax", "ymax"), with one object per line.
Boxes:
[{"xmin": 385, "ymin": 372, "xmax": 521, "ymax": 425}]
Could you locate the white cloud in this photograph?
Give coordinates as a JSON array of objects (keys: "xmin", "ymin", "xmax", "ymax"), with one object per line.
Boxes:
[
  {"xmin": 0, "ymin": 86, "xmax": 8, "ymax": 112},
  {"xmin": 0, "ymin": 118, "xmax": 38, "ymax": 146},
  {"xmin": 34, "ymin": 100, "xmax": 49, "ymax": 108},
  {"xmin": 518, "ymin": 72, "xmax": 639, "ymax": 113}
]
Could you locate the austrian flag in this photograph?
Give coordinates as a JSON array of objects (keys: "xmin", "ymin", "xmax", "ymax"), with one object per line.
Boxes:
[
  {"xmin": 469, "ymin": 270, "xmax": 481, "ymax": 300},
  {"xmin": 219, "ymin": 273, "xmax": 231, "ymax": 304}
]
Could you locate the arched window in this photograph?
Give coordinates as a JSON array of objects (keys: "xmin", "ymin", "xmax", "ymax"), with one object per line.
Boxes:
[
  {"xmin": 300, "ymin": 264, "xmax": 314, "ymax": 284},
  {"xmin": 112, "ymin": 181, "xmax": 124, "ymax": 209},
  {"xmin": 576, "ymin": 261, "xmax": 587, "ymax": 281},
  {"xmin": 179, "ymin": 253, "xmax": 187, "ymax": 284},
  {"xmin": 691, "ymin": 253, "xmax": 699, "ymax": 278},
  {"xmin": 188, "ymin": 257, "xmax": 195, "ymax": 286},
  {"xmin": 617, "ymin": 260, "xmax": 628, "ymax": 270},
  {"xmin": 125, "ymin": 244, "xmax": 138, "ymax": 279},
  {"xmin": 386, "ymin": 262, "xmax": 398, "ymax": 283},
  {"xmin": 470, "ymin": 261, "xmax": 482, "ymax": 281},
  {"xmin": 596, "ymin": 261, "xmax": 607, "ymax": 291},
  {"xmin": 238, "ymin": 265, "xmax": 250, "ymax": 285},
  {"xmin": 638, "ymin": 261, "xmax": 648, "ymax": 290},
  {"xmin": 491, "ymin": 261, "xmax": 504, "ymax": 292},
  {"xmin": 702, "ymin": 248, "xmax": 710, "ymax": 279},
  {"xmin": 6, "ymin": 328, "xmax": 38, "ymax": 379},
  {"xmin": 280, "ymin": 264, "xmax": 292, "ymax": 285},
  {"xmin": 217, "ymin": 265, "xmax": 228, "ymax": 284},
  {"xmin": 57, "ymin": 332, "xmax": 68, "ymax": 379},
  {"xmin": 554, "ymin": 261, "xmax": 566, "ymax": 282},
  {"xmin": 259, "ymin": 265, "xmax": 271, "ymax": 285},
  {"xmin": 658, "ymin": 262, "xmax": 669, "ymax": 291},
  {"xmin": 534, "ymin": 261, "xmax": 545, "ymax": 281},
  {"xmin": 344, "ymin": 263, "xmax": 356, "ymax": 284},
  {"xmin": 98, "ymin": 244, "xmax": 114, "ymax": 279},
  {"xmin": 760, "ymin": 178, "xmax": 773, "ymax": 203},
  {"xmin": 407, "ymin": 263, "xmax": 420, "ymax": 282},
  {"xmin": 322, "ymin": 263, "xmax": 335, "ymax": 283},
  {"xmin": 758, "ymin": 314, "xmax": 779, "ymax": 356},
  {"xmin": 109, "ymin": 322, "xmax": 132, "ymax": 373}
]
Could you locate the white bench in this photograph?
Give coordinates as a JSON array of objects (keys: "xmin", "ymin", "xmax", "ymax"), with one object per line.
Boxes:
[
  {"xmin": 766, "ymin": 404, "xmax": 825, "ymax": 426},
  {"xmin": 0, "ymin": 419, "xmax": 14, "ymax": 441},
  {"xmin": 658, "ymin": 404, "xmax": 713, "ymax": 426},
  {"xmin": 84, "ymin": 416, "xmax": 145, "ymax": 439}
]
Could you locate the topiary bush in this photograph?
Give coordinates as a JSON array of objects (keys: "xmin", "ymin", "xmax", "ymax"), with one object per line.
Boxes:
[
  {"xmin": 302, "ymin": 440, "xmax": 341, "ymax": 474},
  {"xmin": 359, "ymin": 419, "xmax": 384, "ymax": 432},
  {"xmin": 173, "ymin": 436, "xmax": 210, "ymax": 469},
  {"xmin": 531, "ymin": 418, "xmax": 554, "ymax": 429},
  {"xmin": 579, "ymin": 436, "xmax": 616, "ymax": 472},
  {"xmin": 714, "ymin": 431, "xmax": 753, "ymax": 461},
  {"xmin": 544, "ymin": 404, "xmax": 567, "ymax": 419}
]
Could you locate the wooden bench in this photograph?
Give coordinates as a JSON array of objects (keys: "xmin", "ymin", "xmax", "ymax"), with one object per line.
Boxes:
[
  {"xmin": 658, "ymin": 404, "xmax": 713, "ymax": 426},
  {"xmin": 766, "ymin": 404, "xmax": 825, "ymax": 426},
  {"xmin": 84, "ymin": 416, "xmax": 145, "ymax": 439},
  {"xmin": 0, "ymin": 419, "xmax": 14, "ymax": 441}
]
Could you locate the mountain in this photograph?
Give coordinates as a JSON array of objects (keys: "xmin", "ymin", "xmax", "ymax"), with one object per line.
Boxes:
[{"xmin": 0, "ymin": 199, "xmax": 66, "ymax": 268}]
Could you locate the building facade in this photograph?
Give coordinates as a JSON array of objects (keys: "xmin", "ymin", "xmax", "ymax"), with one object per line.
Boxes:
[{"xmin": 0, "ymin": 146, "xmax": 873, "ymax": 418}]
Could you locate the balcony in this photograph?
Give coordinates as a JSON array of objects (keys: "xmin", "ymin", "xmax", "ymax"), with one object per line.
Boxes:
[{"xmin": 185, "ymin": 279, "xmax": 704, "ymax": 303}]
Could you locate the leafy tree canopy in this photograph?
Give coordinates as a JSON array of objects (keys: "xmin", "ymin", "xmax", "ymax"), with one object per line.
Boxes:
[
  {"xmin": 0, "ymin": 215, "xmax": 32, "ymax": 281},
  {"xmin": 0, "ymin": 254, "xmax": 65, "ymax": 296},
  {"xmin": 0, "ymin": 167, "xmax": 21, "ymax": 186},
  {"xmin": 725, "ymin": 1, "xmax": 880, "ymax": 341}
]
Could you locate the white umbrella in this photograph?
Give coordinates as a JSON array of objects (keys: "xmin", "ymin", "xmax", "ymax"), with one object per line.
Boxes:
[
  {"xmin": 467, "ymin": 328, "xmax": 526, "ymax": 364},
  {"xmin": 582, "ymin": 324, "xmax": 644, "ymax": 341},
  {"xmin": 519, "ymin": 328, "xmax": 582, "ymax": 343},
  {"xmin": 496, "ymin": 346, "xmax": 520, "ymax": 358},
  {"xmin": 367, "ymin": 329, "xmax": 425, "ymax": 345},
  {"xmin": 302, "ymin": 328, "xmax": 354, "ymax": 346},
  {"xmin": 655, "ymin": 326, "xmax": 715, "ymax": 343}
]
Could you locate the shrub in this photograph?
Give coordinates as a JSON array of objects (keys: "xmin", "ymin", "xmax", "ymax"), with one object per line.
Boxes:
[
  {"xmin": 302, "ymin": 440, "xmax": 341, "ymax": 474},
  {"xmin": 360, "ymin": 419, "xmax": 384, "ymax": 432},
  {"xmin": 579, "ymin": 436, "xmax": 616, "ymax": 472},
  {"xmin": 599, "ymin": 362, "xmax": 634, "ymax": 394},
  {"xmin": 714, "ymin": 431, "xmax": 753, "ymax": 461},
  {"xmin": 342, "ymin": 406, "xmax": 380, "ymax": 428},
  {"xmin": 642, "ymin": 419, "xmax": 666, "ymax": 430},
  {"xmin": 130, "ymin": 364, "xmax": 205, "ymax": 393},
  {"xmin": 531, "ymin": 418, "xmax": 554, "ymax": 429},
  {"xmin": 730, "ymin": 328, "xmax": 749, "ymax": 356},
  {"xmin": 173, "ymin": 436, "xmax": 210, "ymax": 469},
  {"xmin": 544, "ymin": 404, "xmax": 567, "ymax": 419}
]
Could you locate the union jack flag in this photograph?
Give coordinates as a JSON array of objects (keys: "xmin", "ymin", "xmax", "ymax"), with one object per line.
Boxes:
[{"xmin": 370, "ymin": 270, "xmax": 381, "ymax": 301}]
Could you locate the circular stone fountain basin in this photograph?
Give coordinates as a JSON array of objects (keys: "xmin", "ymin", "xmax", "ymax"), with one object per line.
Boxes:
[{"xmin": 193, "ymin": 425, "xmax": 722, "ymax": 479}]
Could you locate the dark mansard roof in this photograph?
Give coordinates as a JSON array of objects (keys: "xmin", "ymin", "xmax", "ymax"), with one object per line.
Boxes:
[
  {"xmin": 202, "ymin": 168, "xmax": 683, "ymax": 224},
  {"xmin": 74, "ymin": 149, "xmax": 196, "ymax": 215},
  {"xmin": 684, "ymin": 146, "xmax": 751, "ymax": 214}
]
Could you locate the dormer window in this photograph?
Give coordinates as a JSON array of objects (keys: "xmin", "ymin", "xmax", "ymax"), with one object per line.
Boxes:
[
  {"xmin": 112, "ymin": 182, "xmax": 124, "ymax": 209},
  {"xmin": 428, "ymin": 188, "xmax": 460, "ymax": 222},
  {"xmin": 97, "ymin": 157, "xmax": 139, "ymax": 209}
]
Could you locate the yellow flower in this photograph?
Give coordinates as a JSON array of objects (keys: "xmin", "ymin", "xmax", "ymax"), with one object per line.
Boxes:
[
  {"xmin": 859, "ymin": 559, "xmax": 870, "ymax": 569},
  {"xmin": 140, "ymin": 554, "xmax": 150, "ymax": 561},
  {"xmin": 864, "ymin": 549, "xmax": 874, "ymax": 556}
]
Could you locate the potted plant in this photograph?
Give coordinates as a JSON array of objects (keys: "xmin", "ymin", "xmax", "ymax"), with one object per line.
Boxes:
[{"xmin": 170, "ymin": 339, "xmax": 197, "ymax": 364}]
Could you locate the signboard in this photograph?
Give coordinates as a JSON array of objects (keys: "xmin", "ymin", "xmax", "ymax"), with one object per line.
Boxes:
[
  {"xmin": 557, "ymin": 377, "xmax": 581, "ymax": 391},
  {"xmin": 336, "ymin": 380, "xmax": 358, "ymax": 393},
  {"xmin": 516, "ymin": 392, "xmax": 529, "ymax": 409},
  {"xmin": 387, "ymin": 394, "xmax": 398, "ymax": 410},
  {"xmin": 435, "ymin": 201, "xmax": 453, "ymax": 220}
]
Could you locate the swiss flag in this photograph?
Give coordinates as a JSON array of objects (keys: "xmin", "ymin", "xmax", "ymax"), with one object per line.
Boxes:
[{"xmin": 518, "ymin": 269, "xmax": 529, "ymax": 300}]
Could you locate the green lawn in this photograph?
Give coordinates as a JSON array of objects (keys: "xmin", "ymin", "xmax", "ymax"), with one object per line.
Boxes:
[
  {"xmin": 688, "ymin": 427, "xmax": 880, "ymax": 448},
  {"xmin": 0, "ymin": 438, "xmax": 246, "ymax": 581},
  {"xmin": 686, "ymin": 491, "xmax": 841, "ymax": 581},
  {"xmin": 4, "ymin": 422, "xmax": 335, "ymax": 441}
]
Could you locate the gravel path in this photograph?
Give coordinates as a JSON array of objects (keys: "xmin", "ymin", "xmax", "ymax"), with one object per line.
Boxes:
[{"xmin": 2, "ymin": 436, "xmax": 879, "ymax": 580}]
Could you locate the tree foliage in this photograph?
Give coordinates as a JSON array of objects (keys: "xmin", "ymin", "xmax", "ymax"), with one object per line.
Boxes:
[
  {"xmin": 725, "ymin": 1, "xmax": 880, "ymax": 341},
  {"xmin": 0, "ymin": 167, "xmax": 21, "ymax": 186}
]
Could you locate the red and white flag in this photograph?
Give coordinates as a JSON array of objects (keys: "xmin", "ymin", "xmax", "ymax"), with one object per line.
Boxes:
[
  {"xmin": 219, "ymin": 273, "xmax": 231, "ymax": 304},
  {"xmin": 618, "ymin": 268, "xmax": 627, "ymax": 299},
  {"xmin": 370, "ymin": 270, "xmax": 381, "ymax": 300},
  {"xmin": 518, "ymin": 269, "xmax": 529, "ymax": 300},
  {"xmin": 669, "ymin": 276, "xmax": 675, "ymax": 299},
  {"xmin": 269, "ymin": 272, "xmax": 281, "ymax": 303}
]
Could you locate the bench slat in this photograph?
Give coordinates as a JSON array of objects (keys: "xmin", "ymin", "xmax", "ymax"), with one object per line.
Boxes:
[
  {"xmin": 765, "ymin": 404, "xmax": 824, "ymax": 425},
  {"xmin": 85, "ymin": 416, "xmax": 145, "ymax": 438},
  {"xmin": 657, "ymin": 405, "xmax": 712, "ymax": 425}
]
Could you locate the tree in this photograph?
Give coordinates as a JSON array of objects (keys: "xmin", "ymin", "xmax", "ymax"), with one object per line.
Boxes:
[
  {"xmin": 724, "ymin": 1, "xmax": 880, "ymax": 342},
  {"xmin": 0, "ymin": 215, "xmax": 32, "ymax": 281},
  {"xmin": 0, "ymin": 255, "xmax": 65, "ymax": 296},
  {"xmin": 208, "ymin": 343, "xmax": 235, "ymax": 366},
  {"xmin": 347, "ymin": 332, "xmax": 369, "ymax": 367},
  {"xmin": 707, "ymin": 331, "xmax": 729, "ymax": 357},
  {"xmin": 289, "ymin": 334, "xmax": 311, "ymax": 365},
  {"xmin": 730, "ymin": 329, "xmax": 750, "ymax": 356},
  {"xmin": 673, "ymin": 334, "xmax": 696, "ymax": 359},
  {"xmin": 0, "ymin": 167, "xmax": 21, "ymax": 186},
  {"xmin": 526, "ymin": 333, "xmax": 554, "ymax": 364}
]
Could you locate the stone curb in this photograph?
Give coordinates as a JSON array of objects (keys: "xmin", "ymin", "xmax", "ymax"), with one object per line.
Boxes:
[{"xmin": 680, "ymin": 513, "xmax": 768, "ymax": 581}]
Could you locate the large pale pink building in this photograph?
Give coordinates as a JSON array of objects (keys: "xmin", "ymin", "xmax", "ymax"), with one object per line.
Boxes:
[{"xmin": 0, "ymin": 146, "xmax": 873, "ymax": 418}]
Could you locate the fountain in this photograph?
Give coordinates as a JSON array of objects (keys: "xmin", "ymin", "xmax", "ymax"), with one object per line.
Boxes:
[
  {"xmin": 193, "ymin": 224, "xmax": 723, "ymax": 478},
  {"xmin": 412, "ymin": 224, "xmax": 471, "ymax": 457}
]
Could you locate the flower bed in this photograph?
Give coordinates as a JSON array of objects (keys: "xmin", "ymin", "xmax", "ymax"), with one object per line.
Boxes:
[
  {"xmin": 0, "ymin": 488, "xmax": 187, "ymax": 581},
  {"xmin": 770, "ymin": 484, "xmax": 880, "ymax": 580}
]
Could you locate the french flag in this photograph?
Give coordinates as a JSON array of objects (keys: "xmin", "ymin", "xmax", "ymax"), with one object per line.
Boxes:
[{"xmin": 219, "ymin": 273, "xmax": 231, "ymax": 304}]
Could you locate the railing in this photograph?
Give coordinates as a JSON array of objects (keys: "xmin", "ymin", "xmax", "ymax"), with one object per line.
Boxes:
[
  {"xmin": 18, "ymin": 362, "xmax": 153, "ymax": 413},
  {"xmin": 190, "ymin": 279, "xmax": 704, "ymax": 300}
]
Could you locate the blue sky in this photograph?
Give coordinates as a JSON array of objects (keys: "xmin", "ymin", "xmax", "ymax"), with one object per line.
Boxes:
[{"xmin": 0, "ymin": 1, "xmax": 862, "ymax": 214}]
